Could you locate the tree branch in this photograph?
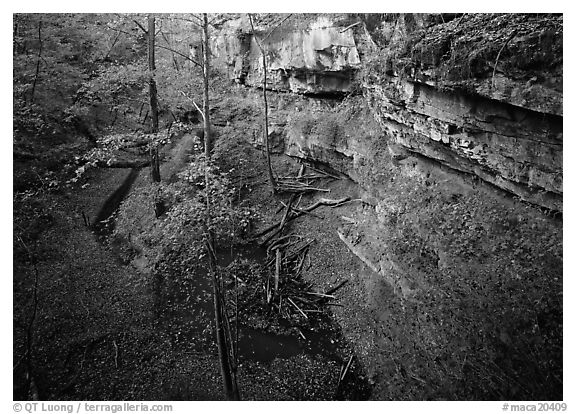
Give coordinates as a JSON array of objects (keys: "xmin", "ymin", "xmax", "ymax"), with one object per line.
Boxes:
[
  {"xmin": 339, "ymin": 21, "xmax": 361, "ymax": 33},
  {"xmin": 262, "ymin": 14, "xmax": 293, "ymax": 42},
  {"xmin": 107, "ymin": 25, "xmax": 136, "ymax": 38},
  {"xmin": 155, "ymin": 43, "xmax": 201, "ymax": 67},
  {"xmin": 102, "ymin": 30, "xmax": 122, "ymax": 62},
  {"xmin": 166, "ymin": 14, "xmax": 203, "ymax": 29},
  {"xmin": 95, "ymin": 158, "xmax": 151, "ymax": 168},
  {"xmin": 133, "ymin": 19, "xmax": 148, "ymax": 34},
  {"xmin": 248, "ymin": 14, "xmax": 263, "ymax": 50},
  {"xmin": 178, "ymin": 91, "xmax": 205, "ymax": 121}
]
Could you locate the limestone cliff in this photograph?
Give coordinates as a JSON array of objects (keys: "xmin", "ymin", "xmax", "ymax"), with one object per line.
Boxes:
[
  {"xmin": 211, "ymin": 15, "xmax": 361, "ymax": 94},
  {"xmin": 364, "ymin": 78, "xmax": 562, "ymax": 211},
  {"xmin": 361, "ymin": 14, "xmax": 562, "ymax": 114},
  {"xmin": 362, "ymin": 13, "xmax": 563, "ymax": 211},
  {"xmin": 211, "ymin": 13, "xmax": 563, "ymax": 211}
]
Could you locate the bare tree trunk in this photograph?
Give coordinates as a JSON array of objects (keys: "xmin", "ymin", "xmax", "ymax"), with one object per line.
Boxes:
[
  {"xmin": 210, "ymin": 264, "xmax": 233, "ymax": 398},
  {"xmin": 248, "ymin": 14, "xmax": 277, "ymax": 192},
  {"xmin": 160, "ymin": 32, "xmax": 180, "ymax": 71},
  {"xmin": 201, "ymin": 14, "xmax": 239, "ymax": 399},
  {"xmin": 261, "ymin": 50, "xmax": 277, "ymax": 192},
  {"xmin": 206, "ymin": 239, "xmax": 240, "ymax": 400},
  {"xmin": 148, "ymin": 15, "xmax": 159, "ymax": 133},
  {"xmin": 202, "ymin": 14, "xmax": 212, "ymax": 159},
  {"xmin": 30, "ymin": 20, "xmax": 42, "ymax": 104},
  {"xmin": 147, "ymin": 14, "xmax": 161, "ymax": 183}
]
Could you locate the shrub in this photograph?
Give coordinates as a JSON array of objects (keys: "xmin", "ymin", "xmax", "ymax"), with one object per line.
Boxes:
[{"xmin": 115, "ymin": 154, "xmax": 256, "ymax": 269}]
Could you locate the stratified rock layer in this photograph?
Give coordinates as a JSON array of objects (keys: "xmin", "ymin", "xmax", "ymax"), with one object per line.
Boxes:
[
  {"xmin": 365, "ymin": 78, "xmax": 563, "ymax": 211},
  {"xmin": 211, "ymin": 13, "xmax": 563, "ymax": 211}
]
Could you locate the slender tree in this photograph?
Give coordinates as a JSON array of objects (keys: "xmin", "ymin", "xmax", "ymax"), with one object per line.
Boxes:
[
  {"xmin": 206, "ymin": 239, "xmax": 240, "ymax": 400},
  {"xmin": 202, "ymin": 13, "xmax": 212, "ymax": 159},
  {"xmin": 29, "ymin": 19, "xmax": 42, "ymax": 104},
  {"xmin": 148, "ymin": 14, "xmax": 161, "ymax": 183},
  {"xmin": 200, "ymin": 13, "xmax": 240, "ymax": 400},
  {"xmin": 248, "ymin": 14, "xmax": 278, "ymax": 192}
]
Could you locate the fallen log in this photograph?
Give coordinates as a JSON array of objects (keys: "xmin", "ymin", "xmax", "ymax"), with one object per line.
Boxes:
[
  {"xmin": 305, "ymin": 291, "xmax": 336, "ymax": 299},
  {"xmin": 261, "ymin": 195, "xmax": 295, "ymax": 245},
  {"xmin": 290, "ymin": 295, "xmax": 315, "ymax": 305},
  {"xmin": 340, "ymin": 354, "xmax": 354, "ymax": 381},
  {"xmin": 305, "ymin": 197, "xmax": 349, "ymax": 210},
  {"xmin": 296, "ymin": 328, "xmax": 306, "ymax": 340},
  {"xmin": 278, "ymin": 185, "xmax": 330, "ymax": 193},
  {"xmin": 326, "ymin": 303, "xmax": 344, "ymax": 307},
  {"xmin": 267, "ymin": 234, "xmax": 300, "ymax": 255},
  {"xmin": 275, "ymin": 204, "xmax": 285, "ymax": 214},
  {"xmin": 287, "ymin": 297, "xmax": 308, "ymax": 319},
  {"xmin": 120, "ymin": 140, "xmax": 150, "ymax": 149},
  {"xmin": 304, "ymin": 164, "xmax": 342, "ymax": 180},
  {"xmin": 278, "ymin": 173, "xmax": 327, "ymax": 180},
  {"xmin": 283, "ymin": 240, "xmax": 313, "ymax": 263},
  {"xmin": 325, "ymin": 279, "xmax": 349, "ymax": 296},
  {"xmin": 298, "ymin": 164, "xmax": 305, "ymax": 178},
  {"xmin": 295, "ymin": 249, "xmax": 307, "ymax": 277},
  {"xmin": 274, "ymin": 249, "xmax": 281, "ymax": 292},
  {"xmin": 294, "ymin": 194, "xmax": 303, "ymax": 208},
  {"xmin": 280, "ymin": 200, "xmax": 323, "ymax": 219},
  {"xmin": 255, "ymin": 197, "xmax": 350, "ymax": 242}
]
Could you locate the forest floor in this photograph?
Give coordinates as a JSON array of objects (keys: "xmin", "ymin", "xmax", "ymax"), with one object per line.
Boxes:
[
  {"xmin": 13, "ymin": 131, "xmax": 372, "ymax": 400},
  {"xmin": 14, "ymin": 88, "xmax": 563, "ymax": 401},
  {"xmin": 14, "ymin": 165, "xmax": 223, "ymax": 400}
]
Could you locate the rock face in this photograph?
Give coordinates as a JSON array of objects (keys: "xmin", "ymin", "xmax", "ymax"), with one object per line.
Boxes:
[
  {"xmin": 208, "ymin": 15, "xmax": 563, "ymax": 401},
  {"xmin": 360, "ymin": 13, "xmax": 563, "ymax": 211},
  {"xmin": 212, "ymin": 13, "xmax": 563, "ymax": 212},
  {"xmin": 365, "ymin": 78, "xmax": 563, "ymax": 211},
  {"xmin": 211, "ymin": 15, "xmax": 361, "ymax": 94}
]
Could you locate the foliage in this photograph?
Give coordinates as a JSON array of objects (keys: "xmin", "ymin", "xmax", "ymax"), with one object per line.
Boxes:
[
  {"xmin": 115, "ymin": 154, "xmax": 256, "ymax": 269},
  {"xmin": 14, "ymin": 13, "xmax": 207, "ymax": 142},
  {"xmin": 13, "ymin": 14, "xmax": 141, "ymax": 137},
  {"xmin": 362, "ymin": 147, "xmax": 562, "ymax": 399},
  {"xmin": 67, "ymin": 62, "xmax": 148, "ymax": 124},
  {"xmin": 161, "ymin": 155, "xmax": 254, "ymax": 253},
  {"xmin": 13, "ymin": 13, "xmax": 214, "ymax": 198}
]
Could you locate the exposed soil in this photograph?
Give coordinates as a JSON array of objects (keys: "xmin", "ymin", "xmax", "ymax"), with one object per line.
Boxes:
[
  {"xmin": 13, "ymin": 132, "xmax": 372, "ymax": 400},
  {"xmin": 13, "ymin": 12, "xmax": 563, "ymax": 403},
  {"xmin": 13, "ymin": 85, "xmax": 562, "ymax": 402}
]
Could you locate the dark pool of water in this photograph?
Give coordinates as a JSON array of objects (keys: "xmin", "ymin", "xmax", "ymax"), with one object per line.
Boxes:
[
  {"xmin": 90, "ymin": 166, "xmax": 370, "ymax": 398},
  {"xmin": 151, "ymin": 245, "xmax": 341, "ymax": 364}
]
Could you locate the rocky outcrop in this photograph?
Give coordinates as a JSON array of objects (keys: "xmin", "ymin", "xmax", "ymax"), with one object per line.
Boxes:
[
  {"xmin": 365, "ymin": 78, "xmax": 563, "ymax": 211},
  {"xmin": 212, "ymin": 13, "xmax": 563, "ymax": 211},
  {"xmin": 359, "ymin": 13, "xmax": 563, "ymax": 211},
  {"xmin": 363, "ymin": 13, "xmax": 563, "ymax": 116},
  {"xmin": 211, "ymin": 15, "xmax": 361, "ymax": 94}
]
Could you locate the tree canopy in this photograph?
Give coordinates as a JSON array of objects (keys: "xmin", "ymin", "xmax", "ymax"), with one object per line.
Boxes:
[{"xmin": 13, "ymin": 13, "xmax": 206, "ymax": 141}]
